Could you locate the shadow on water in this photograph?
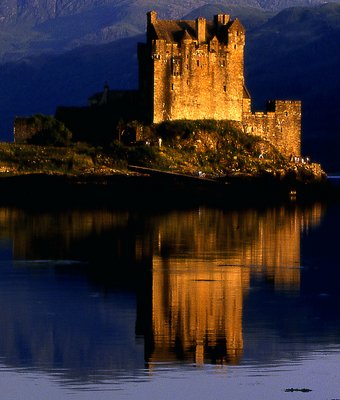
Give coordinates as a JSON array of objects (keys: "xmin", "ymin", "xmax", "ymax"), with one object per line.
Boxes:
[
  {"xmin": 0, "ymin": 200, "xmax": 339, "ymax": 385},
  {"xmin": 0, "ymin": 172, "xmax": 338, "ymax": 212}
]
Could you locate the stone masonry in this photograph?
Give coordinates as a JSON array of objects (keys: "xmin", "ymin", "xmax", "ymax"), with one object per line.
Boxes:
[{"xmin": 138, "ymin": 11, "xmax": 301, "ymax": 156}]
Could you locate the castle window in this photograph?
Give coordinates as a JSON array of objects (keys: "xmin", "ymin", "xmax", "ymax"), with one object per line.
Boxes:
[
  {"xmin": 197, "ymin": 60, "xmax": 200, "ymax": 67},
  {"xmin": 223, "ymin": 85, "xmax": 227, "ymax": 92},
  {"xmin": 172, "ymin": 56, "xmax": 181, "ymax": 76},
  {"xmin": 221, "ymin": 60, "xmax": 225, "ymax": 67},
  {"xmin": 187, "ymin": 80, "xmax": 189, "ymax": 85},
  {"xmin": 172, "ymin": 84, "xmax": 174, "ymax": 90},
  {"xmin": 234, "ymin": 44, "xmax": 237, "ymax": 49}
]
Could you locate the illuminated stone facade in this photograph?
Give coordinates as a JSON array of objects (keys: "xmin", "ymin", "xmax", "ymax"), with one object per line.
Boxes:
[{"xmin": 138, "ymin": 11, "xmax": 301, "ymax": 156}]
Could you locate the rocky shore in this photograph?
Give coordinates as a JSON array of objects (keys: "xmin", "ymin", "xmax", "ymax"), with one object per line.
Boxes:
[
  {"xmin": 0, "ymin": 165, "xmax": 335, "ymax": 210},
  {"xmin": 0, "ymin": 136, "xmax": 333, "ymax": 209}
]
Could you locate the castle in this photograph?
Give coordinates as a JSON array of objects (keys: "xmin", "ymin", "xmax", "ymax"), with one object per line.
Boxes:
[
  {"xmin": 15, "ymin": 11, "xmax": 301, "ymax": 157},
  {"xmin": 138, "ymin": 11, "xmax": 301, "ymax": 157}
]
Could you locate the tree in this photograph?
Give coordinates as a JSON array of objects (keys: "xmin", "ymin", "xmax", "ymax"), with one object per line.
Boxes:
[{"xmin": 27, "ymin": 115, "xmax": 72, "ymax": 146}]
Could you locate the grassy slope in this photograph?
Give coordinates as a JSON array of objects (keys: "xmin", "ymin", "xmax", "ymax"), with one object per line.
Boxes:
[
  {"xmin": 0, "ymin": 142, "xmax": 130, "ymax": 176},
  {"xmin": 0, "ymin": 121, "xmax": 326, "ymax": 184}
]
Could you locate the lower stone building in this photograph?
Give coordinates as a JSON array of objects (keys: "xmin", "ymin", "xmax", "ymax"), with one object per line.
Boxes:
[{"xmin": 243, "ymin": 100, "xmax": 301, "ymax": 157}]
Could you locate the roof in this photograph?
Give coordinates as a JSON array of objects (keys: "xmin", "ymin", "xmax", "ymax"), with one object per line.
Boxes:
[
  {"xmin": 150, "ymin": 19, "xmax": 237, "ymax": 44},
  {"xmin": 152, "ymin": 20, "xmax": 197, "ymax": 42},
  {"xmin": 181, "ymin": 29, "xmax": 193, "ymax": 41},
  {"xmin": 228, "ymin": 18, "xmax": 245, "ymax": 34},
  {"xmin": 243, "ymin": 85, "xmax": 251, "ymax": 99}
]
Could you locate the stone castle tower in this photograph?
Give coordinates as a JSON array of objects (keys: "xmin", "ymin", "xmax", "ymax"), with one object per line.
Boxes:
[{"xmin": 138, "ymin": 11, "xmax": 301, "ymax": 156}]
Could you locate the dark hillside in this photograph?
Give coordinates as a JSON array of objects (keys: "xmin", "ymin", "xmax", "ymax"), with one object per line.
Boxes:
[{"xmin": 0, "ymin": 35, "xmax": 140, "ymax": 140}]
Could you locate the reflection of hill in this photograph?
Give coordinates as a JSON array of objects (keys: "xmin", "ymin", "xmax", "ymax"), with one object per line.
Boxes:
[{"xmin": 0, "ymin": 260, "xmax": 145, "ymax": 379}]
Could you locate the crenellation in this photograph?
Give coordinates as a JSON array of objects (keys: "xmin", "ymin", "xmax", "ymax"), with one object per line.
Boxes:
[{"xmin": 214, "ymin": 14, "xmax": 231, "ymax": 27}]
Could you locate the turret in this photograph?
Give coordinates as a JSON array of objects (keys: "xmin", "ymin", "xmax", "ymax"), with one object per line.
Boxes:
[{"xmin": 196, "ymin": 17, "xmax": 206, "ymax": 44}]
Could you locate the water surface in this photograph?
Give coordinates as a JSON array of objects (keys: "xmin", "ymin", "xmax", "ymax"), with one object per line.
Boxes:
[{"xmin": 0, "ymin": 203, "xmax": 339, "ymax": 399}]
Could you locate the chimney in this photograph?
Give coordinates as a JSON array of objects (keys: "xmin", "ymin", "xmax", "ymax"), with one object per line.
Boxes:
[
  {"xmin": 147, "ymin": 10, "xmax": 157, "ymax": 26},
  {"xmin": 214, "ymin": 14, "xmax": 230, "ymax": 27},
  {"xmin": 196, "ymin": 17, "xmax": 206, "ymax": 44}
]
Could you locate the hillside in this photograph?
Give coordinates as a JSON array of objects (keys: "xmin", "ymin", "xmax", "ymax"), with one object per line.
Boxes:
[
  {"xmin": 0, "ymin": 0, "xmax": 330, "ymax": 26},
  {"xmin": 0, "ymin": 119, "xmax": 330, "ymax": 208},
  {"xmin": 0, "ymin": 120, "xmax": 326, "ymax": 181},
  {"xmin": 0, "ymin": 0, "xmax": 337, "ymax": 62}
]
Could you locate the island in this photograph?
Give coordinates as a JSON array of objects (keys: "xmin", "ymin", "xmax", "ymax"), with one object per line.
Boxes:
[{"xmin": 0, "ymin": 12, "xmax": 333, "ymax": 207}]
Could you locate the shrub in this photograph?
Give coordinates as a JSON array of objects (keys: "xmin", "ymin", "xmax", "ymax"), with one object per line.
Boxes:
[
  {"xmin": 109, "ymin": 140, "xmax": 128, "ymax": 161},
  {"xmin": 27, "ymin": 115, "xmax": 72, "ymax": 147},
  {"xmin": 127, "ymin": 144, "xmax": 160, "ymax": 166}
]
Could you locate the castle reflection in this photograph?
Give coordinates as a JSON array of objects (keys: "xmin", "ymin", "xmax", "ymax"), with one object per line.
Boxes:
[
  {"xmin": 0, "ymin": 204, "xmax": 324, "ymax": 374},
  {"xmin": 148, "ymin": 205, "xmax": 323, "ymax": 365}
]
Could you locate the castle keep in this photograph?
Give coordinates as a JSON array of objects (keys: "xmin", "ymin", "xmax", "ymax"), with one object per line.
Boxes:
[{"xmin": 138, "ymin": 11, "xmax": 301, "ymax": 156}]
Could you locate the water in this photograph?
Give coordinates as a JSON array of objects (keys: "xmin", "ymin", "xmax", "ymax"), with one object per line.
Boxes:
[{"xmin": 0, "ymin": 202, "xmax": 339, "ymax": 399}]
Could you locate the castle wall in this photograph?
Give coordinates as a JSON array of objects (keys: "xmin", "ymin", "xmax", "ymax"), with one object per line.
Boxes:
[
  {"xmin": 243, "ymin": 100, "xmax": 301, "ymax": 157},
  {"xmin": 147, "ymin": 17, "xmax": 246, "ymax": 123}
]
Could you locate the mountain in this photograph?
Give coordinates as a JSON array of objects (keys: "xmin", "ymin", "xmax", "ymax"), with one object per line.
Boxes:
[
  {"xmin": 183, "ymin": 4, "xmax": 275, "ymax": 29},
  {"xmin": 1, "ymin": 0, "xmax": 339, "ymax": 62},
  {"xmin": 0, "ymin": 0, "xmax": 334, "ymax": 26}
]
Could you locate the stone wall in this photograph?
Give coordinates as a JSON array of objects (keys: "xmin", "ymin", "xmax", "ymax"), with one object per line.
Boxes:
[
  {"xmin": 243, "ymin": 100, "xmax": 301, "ymax": 157},
  {"xmin": 141, "ymin": 13, "xmax": 247, "ymax": 124}
]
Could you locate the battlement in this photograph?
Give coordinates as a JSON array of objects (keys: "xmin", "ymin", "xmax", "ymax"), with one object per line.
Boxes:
[{"xmin": 243, "ymin": 100, "xmax": 301, "ymax": 156}]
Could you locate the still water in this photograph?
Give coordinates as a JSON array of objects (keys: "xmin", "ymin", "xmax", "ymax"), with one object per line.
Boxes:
[{"xmin": 0, "ymin": 202, "xmax": 339, "ymax": 399}]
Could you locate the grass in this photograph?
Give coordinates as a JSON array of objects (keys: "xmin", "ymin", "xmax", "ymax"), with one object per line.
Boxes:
[
  {"xmin": 0, "ymin": 120, "xmax": 327, "ymax": 184},
  {"xmin": 0, "ymin": 142, "xmax": 129, "ymax": 175}
]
